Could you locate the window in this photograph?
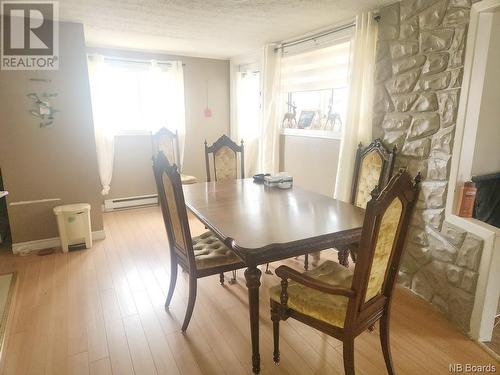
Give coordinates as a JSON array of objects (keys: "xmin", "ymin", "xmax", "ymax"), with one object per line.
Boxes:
[
  {"xmin": 236, "ymin": 69, "xmax": 261, "ymax": 141},
  {"xmin": 280, "ymin": 35, "xmax": 352, "ymax": 138},
  {"xmin": 87, "ymin": 57, "xmax": 185, "ymax": 136}
]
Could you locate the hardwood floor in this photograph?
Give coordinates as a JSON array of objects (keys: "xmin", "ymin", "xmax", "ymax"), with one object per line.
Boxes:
[
  {"xmin": 0, "ymin": 206, "xmax": 497, "ymax": 374},
  {"xmin": 485, "ymin": 301, "xmax": 500, "ymax": 357}
]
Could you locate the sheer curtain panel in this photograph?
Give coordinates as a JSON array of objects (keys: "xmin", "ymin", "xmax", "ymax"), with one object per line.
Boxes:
[{"xmin": 334, "ymin": 12, "xmax": 378, "ymax": 201}]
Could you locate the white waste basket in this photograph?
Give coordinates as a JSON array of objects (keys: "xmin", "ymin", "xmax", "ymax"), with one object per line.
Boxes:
[{"xmin": 53, "ymin": 203, "xmax": 92, "ymax": 253}]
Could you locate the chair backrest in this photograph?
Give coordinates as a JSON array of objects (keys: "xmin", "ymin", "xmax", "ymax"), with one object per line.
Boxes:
[
  {"xmin": 152, "ymin": 151, "xmax": 195, "ymax": 272},
  {"xmin": 344, "ymin": 169, "xmax": 420, "ymax": 328},
  {"xmin": 204, "ymin": 134, "xmax": 244, "ymax": 182},
  {"xmin": 152, "ymin": 127, "xmax": 181, "ymax": 169},
  {"xmin": 350, "ymin": 139, "xmax": 396, "ymax": 209}
]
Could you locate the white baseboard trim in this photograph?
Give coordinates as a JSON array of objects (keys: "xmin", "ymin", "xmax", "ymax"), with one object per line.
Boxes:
[{"xmin": 12, "ymin": 230, "xmax": 106, "ymax": 255}]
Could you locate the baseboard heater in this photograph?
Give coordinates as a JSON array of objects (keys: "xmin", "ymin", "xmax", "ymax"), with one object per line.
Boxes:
[{"xmin": 104, "ymin": 194, "xmax": 158, "ymax": 212}]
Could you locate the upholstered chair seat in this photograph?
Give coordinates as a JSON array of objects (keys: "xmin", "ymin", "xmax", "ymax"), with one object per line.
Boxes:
[
  {"xmin": 181, "ymin": 174, "xmax": 198, "ymax": 185},
  {"xmin": 205, "ymin": 135, "xmax": 244, "ymax": 182},
  {"xmin": 153, "ymin": 152, "xmax": 246, "ymax": 333},
  {"xmin": 304, "ymin": 139, "xmax": 396, "ymax": 270},
  {"xmin": 354, "ymin": 150, "xmax": 383, "ymax": 208},
  {"xmin": 193, "ymin": 231, "xmax": 243, "ymax": 269},
  {"xmin": 203, "ymin": 135, "xmax": 245, "ymax": 283},
  {"xmin": 269, "ymin": 171, "xmax": 421, "ymax": 375},
  {"xmin": 270, "ymin": 261, "xmax": 353, "ymax": 328}
]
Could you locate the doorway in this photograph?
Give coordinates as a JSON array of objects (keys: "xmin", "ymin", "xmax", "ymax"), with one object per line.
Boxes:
[
  {"xmin": 447, "ymin": 0, "xmax": 500, "ymax": 351},
  {"xmin": 0, "ymin": 170, "xmax": 11, "ymax": 248}
]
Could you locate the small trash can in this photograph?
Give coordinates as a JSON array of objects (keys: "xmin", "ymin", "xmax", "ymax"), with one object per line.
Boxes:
[{"xmin": 53, "ymin": 203, "xmax": 92, "ymax": 253}]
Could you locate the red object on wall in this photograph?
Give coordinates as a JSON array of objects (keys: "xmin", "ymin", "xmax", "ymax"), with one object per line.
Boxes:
[
  {"xmin": 458, "ymin": 181, "xmax": 477, "ymax": 218},
  {"xmin": 204, "ymin": 107, "xmax": 212, "ymax": 118}
]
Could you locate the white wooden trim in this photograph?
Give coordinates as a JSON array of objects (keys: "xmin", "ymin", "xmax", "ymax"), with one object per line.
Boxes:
[
  {"xmin": 11, "ymin": 230, "xmax": 106, "ymax": 255},
  {"xmin": 9, "ymin": 198, "xmax": 61, "ymax": 206},
  {"xmin": 445, "ymin": 0, "xmax": 500, "ymax": 341},
  {"xmin": 280, "ymin": 128, "xmax": 342, "ymax": 140}
]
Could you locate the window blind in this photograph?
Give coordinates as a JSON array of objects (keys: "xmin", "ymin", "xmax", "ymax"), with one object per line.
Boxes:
[{"xmin": 280, "ymin": 32, "xmax": 352, "ymax": 93}]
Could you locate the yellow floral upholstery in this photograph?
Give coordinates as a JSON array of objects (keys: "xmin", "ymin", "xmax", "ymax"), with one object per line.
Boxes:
[
  {"xmin": 355, "ymin": 150, "xmax": 383, "ymax": 208},
  {"xmin": 192, "ymin": 231, "xmax": 242, "ymax": 269},
  {"xmin": 181, "ymin": 174, "xmax": 198, "ymax": 185},
  {"xmin": 214, "ymin": 146, "xmax": 237, "ymax": 181},
  {"xmin": 162, "ymin": 173, "xmax": 188, "ymax": 255},
  {"xmin": 269, "ymin": 261, "xmax": 353, "ymax": 328},
  {"xmin": 365, "ymin": 197, "xmax": 403, "ymax": 302}
]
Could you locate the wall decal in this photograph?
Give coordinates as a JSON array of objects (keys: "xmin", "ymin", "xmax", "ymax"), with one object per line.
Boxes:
[{"xmin": 27, "ymin": 92, "xmax": 59, "ymax": 128}]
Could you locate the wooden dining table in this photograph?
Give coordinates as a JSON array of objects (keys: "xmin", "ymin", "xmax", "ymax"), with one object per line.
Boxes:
[{"xmin": 183, "ymin": 178, "xmax": 365, "ymax": 374}]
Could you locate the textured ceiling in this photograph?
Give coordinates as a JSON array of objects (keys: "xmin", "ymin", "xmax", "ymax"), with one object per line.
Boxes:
[{"xmin": 59, "ymin": 0, "xmax": 393, "ymax": 59}]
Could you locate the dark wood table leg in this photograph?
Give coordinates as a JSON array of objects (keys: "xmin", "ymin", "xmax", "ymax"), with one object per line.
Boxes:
[{"xmin": 244, "ymin": 265, "xmax": 262, "ymax": 374}]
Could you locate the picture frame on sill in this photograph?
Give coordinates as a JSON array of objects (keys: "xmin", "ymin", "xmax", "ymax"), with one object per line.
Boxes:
[{"xmin": 297, "ymin": 110, "xmax": 315, "ymax": 129}]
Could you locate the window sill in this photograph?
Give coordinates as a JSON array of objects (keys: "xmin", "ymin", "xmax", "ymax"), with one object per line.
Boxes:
[
  {"xmin": 280, "ymin": 128, "xmax": 342, "ymax": 140},
  {"xmin": 114, "ymin": 130, "xmax": 152, "ymax": 137}
]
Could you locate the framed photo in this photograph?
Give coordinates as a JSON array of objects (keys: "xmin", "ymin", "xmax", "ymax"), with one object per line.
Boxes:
[{"xmin": 297, "ymin": 110, "xmax": 315, "ymax": 129}]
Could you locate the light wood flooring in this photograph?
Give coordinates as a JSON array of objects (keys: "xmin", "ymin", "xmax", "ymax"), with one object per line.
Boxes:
[
  {"xmin": 0, "ymin": 206, "xmax": 497, "ymax": 375},
  {"xmin": 485, "ymin": 302, "xmax": 500, "ymax": 357}
]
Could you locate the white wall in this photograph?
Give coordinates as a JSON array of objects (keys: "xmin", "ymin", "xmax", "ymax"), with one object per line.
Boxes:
[
  {"xmin": 471, "ymin": 11, "xmax": 500, "ymax": 176},
  {"xmin": 280, "ymin": 135, "xmax": 340, "ymax": 196}
]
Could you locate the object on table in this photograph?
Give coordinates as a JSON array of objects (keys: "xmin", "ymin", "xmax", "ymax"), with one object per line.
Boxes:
[
  {"xmin": 264, "ymin": 173, "xmax": 293, "ymax": 188},
  {"xmin": 53, "ymin": 203, "xmax": 92, "ymax": 253},
  {"xmin": 253, "ymin": 173, "xmax": 271, "ymax": 183}
]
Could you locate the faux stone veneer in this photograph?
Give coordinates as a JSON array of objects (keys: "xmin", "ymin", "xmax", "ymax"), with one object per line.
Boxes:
[{"xmin": 374, "ymin": 0, "xmax": 483, "ymax": 333}]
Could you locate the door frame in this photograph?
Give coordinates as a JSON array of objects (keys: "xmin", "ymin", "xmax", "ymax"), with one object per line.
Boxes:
[{"xmin": 446, "ymin": 0, "xmax": 500, "ymax": 341}]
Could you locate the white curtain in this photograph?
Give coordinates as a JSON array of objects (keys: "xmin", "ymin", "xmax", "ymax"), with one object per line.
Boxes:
[
  {"xmin": 88, "ymin": 54, "xmax": 115, "ymax": 195},
  {"xmin": 87, "ymin": 56, "xmax": 185, "ymax": 194},
  {"xmin": 259, "ymin": 44, "xmax": 282, "ymax": 174},
  {"xmin": 334, "ymin": 12, "xmax": 378, "ymax": 201},
  {"xmin": 231, "ymin": 68, "xmax": 261, "ymax": 177}
]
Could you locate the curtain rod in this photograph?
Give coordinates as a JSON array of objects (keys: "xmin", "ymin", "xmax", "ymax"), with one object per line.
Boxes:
[
  {"xmin": 274, "ymin": 21, "xmax": 355, "ymax": 52},
  {"xmin": 274, "ymin": 12, "xmax": 380, "ymax": 52},
  {"xmin": 89, "ymin": 54, "xmax": 186, "ymax": 66}
]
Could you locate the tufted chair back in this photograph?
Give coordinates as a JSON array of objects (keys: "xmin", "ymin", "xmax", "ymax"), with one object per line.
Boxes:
[
  {"xmin": 350, "ymin": 139, "xmax": 396, "ymax": 209},
  {"xmin": 153, "ymin": 151, "xmax": 196, "ymax": 272},
  {"xmin": 152, "ymin": 128, "xmax": 181, "ymax": 170},
  {"xmin": 344, "ymin": 170, "xmax": 420, "ymax": 328},
  {"xmin": 204, "ymin": 135, "xmax": 244, "ymax": 182}
]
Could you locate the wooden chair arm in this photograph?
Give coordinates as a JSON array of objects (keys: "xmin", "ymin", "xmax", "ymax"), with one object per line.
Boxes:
[{"xmin": 275, "ymin": 265, "xmax": 356, "ymax": 298}]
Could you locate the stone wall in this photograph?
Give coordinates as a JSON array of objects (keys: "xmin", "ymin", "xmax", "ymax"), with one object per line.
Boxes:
[{"xmin": 374, "ymin": 0, "xmax": 483, "ymax": 333}]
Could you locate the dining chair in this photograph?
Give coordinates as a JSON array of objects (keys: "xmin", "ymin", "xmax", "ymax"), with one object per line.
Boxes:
[
  {"xmin": 204, "ymin": 134, "xmax": 244, "ymax": 182},
  {"xmin": 270, "ymin": 169, "xmax": 420, "ymax": 375},
  {"xmin": 152, "ymin": 127, "xmax": 198, "ymax": 185},
  {"xmin": 305, "ymin": 138, "xmax": 396, "ymax": 270},
  {"xmin": 204, "ymin": 134, "xmax": 245, "ymax": 279},
  {"xmin": 152, "ymin": 151, "xmax": 246, "ymax": 332}
]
